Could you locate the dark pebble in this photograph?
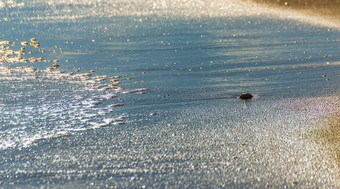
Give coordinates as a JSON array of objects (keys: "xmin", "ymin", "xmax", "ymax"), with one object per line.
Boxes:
[{"xmin": 239, "ymin": 93, "xmax": 253, "ymax": 100}]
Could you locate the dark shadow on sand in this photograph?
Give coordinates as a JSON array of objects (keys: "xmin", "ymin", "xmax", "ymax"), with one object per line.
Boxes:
[{"xmin": 311, "ymin": 114, "xmax": 340, "ymax": 168}]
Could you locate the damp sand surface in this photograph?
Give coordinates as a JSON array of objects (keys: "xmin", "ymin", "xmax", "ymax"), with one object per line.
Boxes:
[
  {"xmin": 1, "ymin": 96, "xmax": 339, "ymax": 188},
  {"xmin": 0, "ymin": 0, "xmax": 340, "ymax": 188}
]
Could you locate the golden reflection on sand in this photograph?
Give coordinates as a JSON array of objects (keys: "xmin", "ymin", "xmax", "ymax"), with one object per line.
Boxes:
[{"xmin": 250, "ymin": 0, "xmax": 340, "ymax": 26}]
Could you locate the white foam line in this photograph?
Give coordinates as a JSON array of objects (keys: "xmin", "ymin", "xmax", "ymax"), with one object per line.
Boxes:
[
  {"xmin": 122, "ymin": 88, "xmax": 149, "ymax": 94},
  {"xmin": 17, "ymin": 114, "xmax": 127, "ymax": 149},
  {"xmin": 22, "ymin": 131, "xmax": 71, "ymax": 148}
]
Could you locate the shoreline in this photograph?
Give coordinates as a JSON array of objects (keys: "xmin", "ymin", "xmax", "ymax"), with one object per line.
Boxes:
[{"xmin": 249, "ymin": 0, "xmax": 340, "ymax": 170}]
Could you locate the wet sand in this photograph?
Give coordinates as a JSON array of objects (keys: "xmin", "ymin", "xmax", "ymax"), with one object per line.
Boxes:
[{"xmin": 250, "ymin": 0, "xmax": 340, "ymax": 25}]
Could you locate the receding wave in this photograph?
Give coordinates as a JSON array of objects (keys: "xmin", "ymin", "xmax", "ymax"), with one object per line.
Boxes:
[{"xmin": 0, "ymin": 38, "xmax": 147, "ymax": 150}]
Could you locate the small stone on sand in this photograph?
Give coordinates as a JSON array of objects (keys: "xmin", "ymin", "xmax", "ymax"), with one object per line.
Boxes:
[{"xmin": 239, "ymin": 93, "xmax": 253, "ymax": 100}]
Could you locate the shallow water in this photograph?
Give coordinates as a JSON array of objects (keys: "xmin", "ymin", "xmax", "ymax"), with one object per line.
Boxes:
[{"xmin": 0, "ymin": 0, "xmax": 339, "ymax": 188}]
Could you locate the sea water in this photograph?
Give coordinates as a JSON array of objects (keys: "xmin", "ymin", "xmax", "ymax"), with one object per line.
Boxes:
[{"xmin": 0, "ymin": 0, "xmax": 339, "ymax": 188}]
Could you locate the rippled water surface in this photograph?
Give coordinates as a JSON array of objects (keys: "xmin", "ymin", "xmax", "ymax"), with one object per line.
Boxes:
[{"xmin": 0, "ymin": 0, "xmax": 339, "ymax": 188}]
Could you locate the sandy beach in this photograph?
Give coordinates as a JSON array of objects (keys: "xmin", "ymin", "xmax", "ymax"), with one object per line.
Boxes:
[{"xmin": 1, "ymin": 0, "xmax": 339, "ymax": 187}]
